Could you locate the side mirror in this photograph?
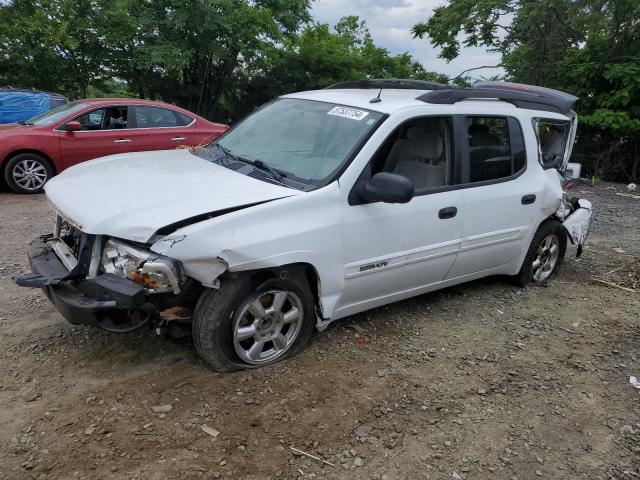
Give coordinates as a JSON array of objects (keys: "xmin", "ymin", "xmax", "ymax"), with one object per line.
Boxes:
[
  {"xmin": 358, "ymin": 172, "xmax": 414, "ymax": 204},
  {"xmin": 65, "ymin": 121, "xmax": 81, "ymax": 131}
]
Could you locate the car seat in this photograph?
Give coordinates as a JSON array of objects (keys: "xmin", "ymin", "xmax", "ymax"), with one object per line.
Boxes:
[{"xmin": 387, "ymin": 127, "xmax": 446, "ymax": 189}]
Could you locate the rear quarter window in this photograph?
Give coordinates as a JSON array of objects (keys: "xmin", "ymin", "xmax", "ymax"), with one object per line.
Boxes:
[
  {"xmin": 176, "ymin": 111, "xmax": 194, "ymax": 126},
  {"xmin": 535, "ymin": 119, "xmax": 571, "ymax": 170}
]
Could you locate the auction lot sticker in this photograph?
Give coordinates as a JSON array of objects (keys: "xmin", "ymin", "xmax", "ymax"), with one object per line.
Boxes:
[{"xmin": 327, "ymin": 106, "xmax": 369, "ymax": 121}]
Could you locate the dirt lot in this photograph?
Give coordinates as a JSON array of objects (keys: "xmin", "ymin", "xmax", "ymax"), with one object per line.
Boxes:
[{"xmin": 0, "ymin": 182, "xmax": 639, "ymax": 480}]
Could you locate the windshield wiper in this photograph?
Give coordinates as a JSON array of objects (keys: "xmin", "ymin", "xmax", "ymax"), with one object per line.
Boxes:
[
  {"xmin": 205, "ymin": 143, "xmax": 237, "ymax": 166},
  {"xmin": 206, "ymin": 143, "xmax": 293, "ymax": 188},
  {"xmin": 250, "ymin": 159, "xmax": 288, "ymax": 183},
  {"xmin": 216, "ymin": 145, "xmax": 289, "ymax": 185}
]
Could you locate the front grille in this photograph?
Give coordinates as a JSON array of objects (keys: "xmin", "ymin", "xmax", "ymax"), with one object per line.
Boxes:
[
  {"xmin": 58, "ymin": 220, "xmax": 83, "ymax": 258},
  {"xmin": 53, "ymin": 216, "xmax": 95, "ymax": 272}
]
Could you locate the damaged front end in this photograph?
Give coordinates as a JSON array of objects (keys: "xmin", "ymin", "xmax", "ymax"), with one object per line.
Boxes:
[
  {"xmin": 13, "ymin": 218, "xmax": 200, "ymax": 335},
  {"xmin": 556, "ymin": 196, "xmax": 593, "ymax": 257}
]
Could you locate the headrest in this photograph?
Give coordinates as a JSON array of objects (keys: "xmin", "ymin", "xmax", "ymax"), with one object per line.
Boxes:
[
  {"xmin": 409, "ymin": 131, "xmax": 443, "ymax": 159},
  {"xmin": 406, "ymin": 126, "xmax": 430, "ymax": 140}
]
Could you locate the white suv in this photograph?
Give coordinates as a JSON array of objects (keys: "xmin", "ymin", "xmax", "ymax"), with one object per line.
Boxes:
[{"xmin": 15, "ymin": 80, "xmax": 592, "ymax": 371}]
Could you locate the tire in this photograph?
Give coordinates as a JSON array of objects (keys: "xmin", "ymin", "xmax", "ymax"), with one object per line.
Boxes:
[
  {"xmin": 513, "ymin": 219, "xmax": 567, "ymax": 286},
  {"xmin": 192, "ymin": 270, "xmax": 316, "ymax": 372},
  {"xmin": 3, "ymin": 153, "xmax": 53, "ymax": 194}
]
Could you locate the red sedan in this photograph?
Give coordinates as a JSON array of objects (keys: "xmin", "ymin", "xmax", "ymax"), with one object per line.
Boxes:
[{"xmin": 0, "ymin": 98, "xmax": 229, "ymax": 193}]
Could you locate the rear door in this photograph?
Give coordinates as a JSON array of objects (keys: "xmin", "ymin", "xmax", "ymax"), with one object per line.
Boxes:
[
  {"xmin": 131, "ymin": 105, "xmax": 193, "ymax": 151},
  {"xmin": 446, "ymin": 114, "xmax": 539, "ymax": 278},
  {"xmin": 58, "ymin": 105, "xmax": 133, "ymax": 168}
]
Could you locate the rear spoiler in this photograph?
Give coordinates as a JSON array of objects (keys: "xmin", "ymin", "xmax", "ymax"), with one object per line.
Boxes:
[{"xmin": 417, "ymin": 82, "xmax": 578, "ymax": 115}]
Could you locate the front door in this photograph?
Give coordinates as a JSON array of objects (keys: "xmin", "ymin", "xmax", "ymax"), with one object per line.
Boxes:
[
  {"xmin": 58, "ymin": 105, "xmax": 134, "ymax": 168},
  {"xmin": 334, "ymin": 115, "xmax": 464, "ymax": 319}
]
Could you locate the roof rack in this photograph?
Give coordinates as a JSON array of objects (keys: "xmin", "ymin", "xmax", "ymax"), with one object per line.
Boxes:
[
  {"xmin": 417, "ymin": 82, "xmax": 578, "ymax": 114},
  {"xmin": 326, "ymin": 78, "xmax": 452, "ymax": 91}
]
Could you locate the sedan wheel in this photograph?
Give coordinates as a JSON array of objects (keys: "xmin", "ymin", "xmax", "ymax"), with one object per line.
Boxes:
[
  {"xmin": 12, "ymin": 159, "xmax": 48, "ymax": 191},
  {"xmin": 4, "ymin": 153, "xmax": 53, "ymax": 194},
  {"xmin": 233, "ymin": 290, "xmax": 304, "ymax": 365}
]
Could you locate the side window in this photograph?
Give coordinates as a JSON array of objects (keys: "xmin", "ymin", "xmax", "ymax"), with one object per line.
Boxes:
[
  {"xmin": 135, "ymin": 106, "xmax": 179, "ymax": 128},
  {"xmin": 466, "ymin": 116, "xmax": 525, "ymax": 182},
  {"xmin": 535, "ymin": 120, "xmax": 570, "ymax": 170},
  {"xmin": 370, "ymin": 116, "xmax": 453, "ymax": 191},
  {"xmin": 175, "ymin": 111, "xmax": 194, "ymax": 126},
  {"xmin": 72, "ymin": 106, "xmax": 128, "ymax": 131}
]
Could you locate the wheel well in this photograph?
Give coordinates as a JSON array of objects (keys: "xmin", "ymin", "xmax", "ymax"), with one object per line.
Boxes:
[
  {"xmin": 538, "ymin": 216, "xmax": 568, "ymax": 254},
  {"xmin": 2, "ymin": 150, "xmax": 57, "ymax": 175},
  {"xmin": 228, "ymin": 263, "xmax": 322, "ymax": 313}
]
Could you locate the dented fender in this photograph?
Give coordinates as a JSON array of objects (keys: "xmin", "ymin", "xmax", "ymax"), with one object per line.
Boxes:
[{"xmin": 560, "ymin": 199, "xmax": 592, "ymax": 257}]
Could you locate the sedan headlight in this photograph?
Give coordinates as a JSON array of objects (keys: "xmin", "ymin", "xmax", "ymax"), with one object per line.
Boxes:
[{"xmin": 101, "ymin": 239, "xmax": 183, "ymax": 294}]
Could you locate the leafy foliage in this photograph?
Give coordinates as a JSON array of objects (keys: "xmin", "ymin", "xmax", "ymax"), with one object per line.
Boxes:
[
  {"xmin": 0, "ymin": 0, "xmax": 134, "ymax": 97},
  {"xmin": 0, "ymin": 2, "xmax": 447, "ymax": 123},
  {"xmin": 413, "ymin": 0, "xmax": 640, "ymax": 181}
]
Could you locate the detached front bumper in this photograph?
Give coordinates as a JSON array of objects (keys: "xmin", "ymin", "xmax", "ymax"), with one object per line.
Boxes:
[
  {"xmin": 562, "ymin": 198, "xmax": 593, "ymax": 257},
  {"xmin": 13, "ymin": 235, "xmax": 146, "ymax": 326}
]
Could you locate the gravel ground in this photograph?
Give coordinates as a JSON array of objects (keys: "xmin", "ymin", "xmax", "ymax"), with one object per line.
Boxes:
[{"xmin": 0, "ymin": 182, "xmax": 639, "ymax": 480}]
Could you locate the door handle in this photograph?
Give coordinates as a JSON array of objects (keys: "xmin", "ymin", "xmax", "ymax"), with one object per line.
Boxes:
[
  {"xmin": 521, "ymin": 194, "xmax": 536, "ymax": 205},
  {"xmin": 438, "ymin": 206, "xmax": 458, "ymax": 219},
  {"xmin": 170, "ymin": 137, "xmax": 186, "ymax": 141},
  {"xmin": 113, "ymin": 139, "xmax": 131, "ymax": 144}
]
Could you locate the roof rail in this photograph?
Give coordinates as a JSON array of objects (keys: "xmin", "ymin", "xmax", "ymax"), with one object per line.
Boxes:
[
  {"xmin": 417, "ymin": 82, "xmax": 578, "ymax": 114},
  {"xmin": 326, "ymin": 78, "xmax": 452, "ymax": 91}
]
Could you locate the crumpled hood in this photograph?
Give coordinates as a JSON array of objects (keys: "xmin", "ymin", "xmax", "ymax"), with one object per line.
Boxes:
[{"xmin": 44, "ymin": 149, "xmax": 300, "ymax": 243}]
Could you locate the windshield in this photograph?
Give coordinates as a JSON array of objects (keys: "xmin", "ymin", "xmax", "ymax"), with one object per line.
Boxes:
[
  {"xmin": 27, "ymin": 101, "xmax": 88, "ymax": 126},
  {"xmin": 209, "ymin": 98, "xmax": 384, "ymax": 186}
]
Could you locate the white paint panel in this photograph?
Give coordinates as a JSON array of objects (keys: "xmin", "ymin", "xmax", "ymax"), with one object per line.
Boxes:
[{"xmin": 45, "ymin": 149, "xmax": 300, "ymax": 243}]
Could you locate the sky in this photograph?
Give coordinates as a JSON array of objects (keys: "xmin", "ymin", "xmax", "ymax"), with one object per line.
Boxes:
[{"xmin": 310, "ymin": 0, "xmax": 504, "ymax": 80}]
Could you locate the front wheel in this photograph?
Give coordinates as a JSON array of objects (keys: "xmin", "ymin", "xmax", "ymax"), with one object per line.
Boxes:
[
  {"xmin": 4, "ymin": 153, "xmax": 53, "ymax": 194},
  {"xmin": 513, "ymin": 220, "xmax": 567, "ymax": 286},
  {"xmin": 192, "ymin": 271, "xmax": 316, "ymax": 372}
]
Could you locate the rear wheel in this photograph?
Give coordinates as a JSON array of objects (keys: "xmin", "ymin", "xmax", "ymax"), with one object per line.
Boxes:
[
  {"xmin": 192, "ymin": 270, "xmax": 316, "ymax": 372},
  {"xmin": 513, "ymin": 220, "xmax": 567, "ymax": 286},
  {"xmin": 4, "ymin": 153, "xmax": 53, "ymax": 194}
]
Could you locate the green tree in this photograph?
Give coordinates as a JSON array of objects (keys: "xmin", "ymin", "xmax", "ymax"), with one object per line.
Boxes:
[
  {"xmin": 0, "ymin": 0, "xmax": 133, "ymax": 97},
  {"xmin": 0, "ymin": 3, "xmax": 451, "ymax": 129},
  {"xmin": 412, "ymin": 0, "xmax": 640, "ymax": 181},
  {"xmin": 114, "ymin": 0, "xmax": 311, "ymax": 120}
]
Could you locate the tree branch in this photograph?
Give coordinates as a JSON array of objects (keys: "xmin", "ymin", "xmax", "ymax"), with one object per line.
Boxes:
[{"xmin": 495, "ymin": 24, "xmax": 513, "ymax": 34}]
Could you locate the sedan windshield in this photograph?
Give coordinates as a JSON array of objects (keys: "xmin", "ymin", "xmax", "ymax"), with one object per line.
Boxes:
[
  {"xmin": 207, "ymin": 98, "xmax": 384, "ymax": 187},
  {"xmin": 27, "ymin": 101, "xmax": 88, "ymax": 126}
]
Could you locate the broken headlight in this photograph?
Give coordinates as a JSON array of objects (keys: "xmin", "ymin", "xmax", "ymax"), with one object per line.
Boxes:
[{"xmin": 101, "ymin": 239, "xmax": 183, "ymax": 293}]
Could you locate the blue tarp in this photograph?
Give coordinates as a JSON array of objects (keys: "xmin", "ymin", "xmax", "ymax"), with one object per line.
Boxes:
[{"xmin": 0, "ymin": 91, "xmax": 51, "ymax": 124}]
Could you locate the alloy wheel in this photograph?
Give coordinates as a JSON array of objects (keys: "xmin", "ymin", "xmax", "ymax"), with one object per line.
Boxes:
[
  {"xmin": 233, "ymin": 289, "xmax": 304, "ymax": 365},
  {"xmin": 12, "ymin": 159, "xmax": 48, "ymax": 191},
  {"xmin": 532, "ymin": 233, "xmax": 560, "ymax": 282}
]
